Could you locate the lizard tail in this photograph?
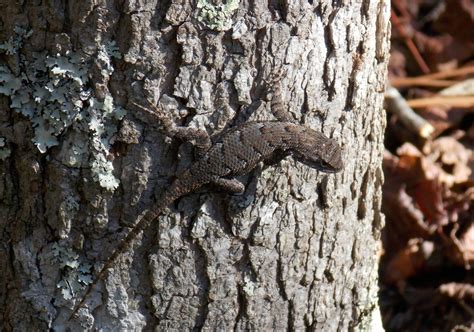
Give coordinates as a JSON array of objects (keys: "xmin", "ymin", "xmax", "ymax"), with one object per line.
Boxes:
[
  {"xmin": 68, "ymin": 171, "xmax": 199, "ymax": 320},
  {"xmin": 68, "ymin": 208, "xmax": 160, "ymax": 320},
  {"xmin": 269, "ymin": 67, "xmax": 292, "ymax": 122}
]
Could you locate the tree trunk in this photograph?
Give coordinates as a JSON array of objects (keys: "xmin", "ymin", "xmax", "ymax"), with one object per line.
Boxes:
[{"xmin": 0, "ymin": 1, "xmax": 390, "ymax": 330}]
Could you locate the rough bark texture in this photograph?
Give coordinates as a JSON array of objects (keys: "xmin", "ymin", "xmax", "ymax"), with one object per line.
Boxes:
[{"xmin": 0, "ymin": 0, "xmax": 390, "ymax": 330}]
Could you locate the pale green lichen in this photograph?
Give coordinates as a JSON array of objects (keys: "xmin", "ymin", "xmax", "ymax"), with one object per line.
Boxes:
[
  {"xmin": 51, "ymin": 243, "xmax": 92, "ymax": 300},
  {"xmin": 242, "ymin": 275, "xmax": 256, "ymax": 296},
  {"xmin": 0, "ymin": 67, "xmax": 23, "ymax": 95},
  {"xmin": 91, "ymin": 153, "xmax": 120, "ymax": 190},
  {"xmin": 0, "ymin": 137, "xmax": 11, "ymax": 160},
  {"xmin": 0, "ymin": 26, "xmax": 32, "ymax": 55},
  {"xmin": 0, "ymin": 30, "xmax": 125, "ymax": 300},
  {"xmin": 196, "ymin": 0, "xmax": 240, "ymax": 31},
  {"xmin": 0, "ymin": 28, "xmax": 125, "ymax": 191}
]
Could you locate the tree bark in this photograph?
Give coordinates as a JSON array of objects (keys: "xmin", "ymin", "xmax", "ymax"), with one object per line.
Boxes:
[{"xmin": 0, "ymin": 0, "xmax": 390, "ymax": 330}]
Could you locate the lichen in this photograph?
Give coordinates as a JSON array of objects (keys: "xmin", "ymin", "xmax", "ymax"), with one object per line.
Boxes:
[
  {"xmin": 91, "ymin": 153, "xmax": 120, "ymax": 190},
  {"xmin": 0, "ymin": 28, "xmax": 125, "ymax": 191},
  {"xmin": 0, "ymin": 26, "xmax": 32, "ymax": 55},
  {"xmin": 51, "ymin": 243, "xmax": 92, "ymax": 300},
  {"xmin": 0, "ymin": 66, "xmax": 23, "ymax": 95},
  {"xmin": 196, "ymin": 0, "xmax": 240, "ymax": 31},
  {"xmin": 242, "ymin": 275, "xmax": 256, "ymax": 296},
  {"xmin": 58, "ymin": 195, "xmax": 80, "ymax": 238},
  {"xmin": 0, "ymin": 137, "xmax": 11, "ymax": 160}
]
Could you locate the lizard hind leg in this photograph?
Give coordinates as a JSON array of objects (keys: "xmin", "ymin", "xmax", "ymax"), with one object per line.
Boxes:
[{"xmin": 212, "ymin": 178, "xmax": 245, "ymax": 194}]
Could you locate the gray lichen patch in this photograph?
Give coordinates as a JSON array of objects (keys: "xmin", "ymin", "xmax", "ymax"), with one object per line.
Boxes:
[
  {"xmin": 196, "ymin": 0, "xmax": 240, "ymax": 31},
  {"xmin": 0, "ymin": 26, "xmax": 33, "ymax": 61},
  {"xmin": 0, "ymin": 30, "xmax": 125, "ymax": 191},
  {"xmin": 0, "ymin": 137, "xmax": 11, "ymax": 160},
  {"xmin": 51, "ymin": 242, "xmax": 92, "ymax": 301}
]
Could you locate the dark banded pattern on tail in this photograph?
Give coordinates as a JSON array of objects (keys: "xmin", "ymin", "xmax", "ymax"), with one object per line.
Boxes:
[{"xmin": 269, "ymin": 68, "xmax": 293, "ymax": 122}]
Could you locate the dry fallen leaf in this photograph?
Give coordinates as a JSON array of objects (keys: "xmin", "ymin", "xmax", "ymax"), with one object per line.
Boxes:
[
  {"xmin": 424, "ymin": 137, "xmax": 472, "ymax": 186},
  {"xmin": 383, "ymin": 239, "xmax": 434, "ymax": 286}
]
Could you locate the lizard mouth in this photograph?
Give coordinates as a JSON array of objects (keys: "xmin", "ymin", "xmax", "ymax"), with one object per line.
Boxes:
[{"xmin": 299, "ymin": 157, "xmax": 338, "ymax": 173}]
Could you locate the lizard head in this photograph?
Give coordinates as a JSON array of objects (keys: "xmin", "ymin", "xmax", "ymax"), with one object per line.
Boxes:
[{"xmin": 291, "ymin": 130, "xmax": 343, "ymax": 173}]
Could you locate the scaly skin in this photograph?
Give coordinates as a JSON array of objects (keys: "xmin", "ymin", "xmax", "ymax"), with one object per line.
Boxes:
[
  {"xmin": 69, "ymin": 120, "xmax": 343, "ymax": 319},
  {"xmin": 70, "ymin": 69, "xmax": 343, "ymax": 319}
]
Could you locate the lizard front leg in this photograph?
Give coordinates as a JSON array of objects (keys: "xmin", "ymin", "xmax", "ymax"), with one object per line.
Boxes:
[{"xmin": 131, "ymin": 100, "xmax": 211, "ymax": 157}]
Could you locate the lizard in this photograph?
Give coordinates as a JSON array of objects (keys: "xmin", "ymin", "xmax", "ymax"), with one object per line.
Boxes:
[{"xmin": 68, "ymin": 75, "xmax": 343, "ymax": 320}]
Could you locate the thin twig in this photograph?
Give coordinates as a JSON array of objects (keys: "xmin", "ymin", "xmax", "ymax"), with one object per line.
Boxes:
[
  {"xmin": 391, "ymin": 9, "xmax": 430, "ymax": 74},
  {"xmin": 406, "ymin": 96, "xmax": 474, "ymax": 109},
  {"xmin": 391, "ymin": 77, "xmax": 458, "ymax": 88},
  {"xmin": 420, "ymin": 66, "xmax": 474, "ymax": 80},
  {"xmin": 390, "ymin": 65, "xmax": 474, "ymax": 88}
]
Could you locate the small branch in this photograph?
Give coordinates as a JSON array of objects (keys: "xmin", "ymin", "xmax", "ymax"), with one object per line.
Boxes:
[{"xmin": 385, "ymin": 86, "xmax": 435, "ymax": 138}]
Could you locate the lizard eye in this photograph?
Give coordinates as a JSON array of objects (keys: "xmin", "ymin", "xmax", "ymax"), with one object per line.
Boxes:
[{"xmin": 319, "ymin": 161, "xmax": 335, "ymax": 172}]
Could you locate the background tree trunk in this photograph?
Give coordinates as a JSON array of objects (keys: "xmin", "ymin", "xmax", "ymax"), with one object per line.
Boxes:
[{"xmin": 0, "ymin": 0, "xmax": 390, "ymax": 330}]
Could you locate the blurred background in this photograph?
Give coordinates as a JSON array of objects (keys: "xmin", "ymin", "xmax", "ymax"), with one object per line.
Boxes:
[{"xmin": 381, "ymin": 0, "xmax": 473, "ymax": 331}]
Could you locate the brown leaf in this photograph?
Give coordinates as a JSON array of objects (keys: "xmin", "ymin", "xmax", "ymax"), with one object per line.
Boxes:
[
  {"xmin": 424, "ymin": 137, "xmax": 472, "ymax": 187},
  {"xmin": 382, "ymin": 149, "xmax": 434, "ymax": 255},
  {"xmin": 441, "ymin": 223, "xmax": 474, "ymax": 269},
  {"xmin": 383, "ymin": 239, "xmax": 434, "ymax": 286},
  {"xmin": 414, "ymin": 32, "xmax": 474, "ymax": 70},
  {"xmin": 433, "ymin": 0, "xmax": 474, "ymax": 43}
]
